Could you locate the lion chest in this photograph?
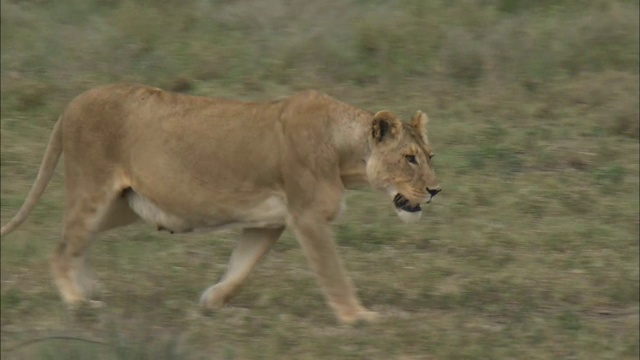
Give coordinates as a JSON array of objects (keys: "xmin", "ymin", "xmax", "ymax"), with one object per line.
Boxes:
[{"xmin": 237, "ymin": 195, "xmax": 289, "ymax": 229}]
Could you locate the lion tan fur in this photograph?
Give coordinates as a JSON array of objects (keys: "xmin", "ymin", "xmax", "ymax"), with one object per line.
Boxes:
[{"xmin": 0, "ymin": 84, "xmax": 440, "ymax": 324}]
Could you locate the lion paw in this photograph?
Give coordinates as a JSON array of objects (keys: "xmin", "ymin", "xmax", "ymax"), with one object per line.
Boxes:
[
  {"xmin": 199, "ymin": 284, "xmax": 227, "ymax": 313},
  {"xmin": 338, "ymin": 308, "xmax": 380, "ymax": 325},
  {"xmin": 86, "ymin": 300, "xmax": 105, "ymax": 309},
  {"xmin": 66, "ymin": 298, "xmax": 104, "ymax": 310}
]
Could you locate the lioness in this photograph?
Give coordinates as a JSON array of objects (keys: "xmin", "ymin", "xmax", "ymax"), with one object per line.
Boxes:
[{"xmin": 1, "ymin": 84, "xmax": 440, "ymax": 324}]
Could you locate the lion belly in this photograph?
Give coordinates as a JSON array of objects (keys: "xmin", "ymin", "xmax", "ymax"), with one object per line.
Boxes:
[{"xmin": 126, "ymin": 190, "xmax": 287, "ymax": 233}]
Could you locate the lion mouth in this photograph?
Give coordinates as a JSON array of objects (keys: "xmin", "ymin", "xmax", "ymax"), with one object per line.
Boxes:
[{"xmin": 393, "ymin": 194, "xmax": 422, "ymax": 213}]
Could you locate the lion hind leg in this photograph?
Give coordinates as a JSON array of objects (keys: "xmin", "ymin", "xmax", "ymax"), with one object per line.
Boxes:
[
  {"xmin": 96, "ymin": 193, "xmax": 140, "ymax": 232},
  {"xmin": 200, "ymin": 226, "xmax": 284, "ymax": 310},
  {"xmin": 52, "ymin": 191, "xmax": 125, "ymax": 306}
]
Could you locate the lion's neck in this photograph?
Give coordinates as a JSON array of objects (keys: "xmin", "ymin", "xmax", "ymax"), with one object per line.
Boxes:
[{"xmin": 331, "ymin": 109, "xmax": 374, "ymax": 188}]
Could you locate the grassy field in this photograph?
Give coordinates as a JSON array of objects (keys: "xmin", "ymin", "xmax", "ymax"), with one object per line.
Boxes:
[{"xmin": 1, "ymin": 0, "xmax": 638, "ymax": 359}]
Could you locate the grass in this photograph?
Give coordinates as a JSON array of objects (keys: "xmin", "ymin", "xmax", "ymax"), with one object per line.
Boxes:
[{"xmin": 1, "ymin": 0, "xmax": 639, "ymax": 359}]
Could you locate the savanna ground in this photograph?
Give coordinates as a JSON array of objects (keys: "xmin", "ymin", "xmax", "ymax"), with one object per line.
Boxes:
[{"xmin": 1, "ymin": 0, "xmax": 638, "ymax": 359}]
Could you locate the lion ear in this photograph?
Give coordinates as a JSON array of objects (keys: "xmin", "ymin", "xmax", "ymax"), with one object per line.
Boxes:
[
  {"xmin": 372, "ymin": 111, "xmax": 403, "ymax": 143},
  {"xmin": 410, "ymin": 110, "xmax": 429, "ymax": 143}
]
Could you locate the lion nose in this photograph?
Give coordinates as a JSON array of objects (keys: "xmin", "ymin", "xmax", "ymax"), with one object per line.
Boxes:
[{"xmin": 427, "ymin": 187, "xmax": 441, "ymax": 198}]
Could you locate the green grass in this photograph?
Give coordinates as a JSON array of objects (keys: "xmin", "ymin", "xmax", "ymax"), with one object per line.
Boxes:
[{"xmin": 1, "ymin": 0, "xmax": 639, "ymax": 359}]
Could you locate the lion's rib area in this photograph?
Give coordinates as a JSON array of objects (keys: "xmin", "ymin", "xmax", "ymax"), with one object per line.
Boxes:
[{"xmin": 125, "ymin": 188, "xmax": 288, "ymax": 233}]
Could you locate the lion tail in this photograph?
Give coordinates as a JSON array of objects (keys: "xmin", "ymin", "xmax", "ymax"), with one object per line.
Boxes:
[{"xmin": 1, "ymin": 116, "xmax": 64, "ymax": 238}]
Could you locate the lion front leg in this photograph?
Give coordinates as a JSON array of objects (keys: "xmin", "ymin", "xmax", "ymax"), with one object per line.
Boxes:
[
  {"xmin": 200, "ymin": 226, "xmax": 284, "ymax": 311},
  {"xmin": 288, "ymin": 213, "xmax": 378, "ymax": 325}
]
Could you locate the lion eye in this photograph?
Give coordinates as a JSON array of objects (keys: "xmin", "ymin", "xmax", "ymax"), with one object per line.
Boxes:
[
  {"xmin": 405, "ymin": 154, "xmax": 418, "ymax": 165},
  {"xmin": 429, "ymin": 154, "xmax": 435, "ymax": 160}
]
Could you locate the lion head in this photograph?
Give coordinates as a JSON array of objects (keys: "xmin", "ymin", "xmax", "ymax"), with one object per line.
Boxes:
[{"xmin": 366, "ymin": 110, "xmax": 441, "ymax": 223}]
